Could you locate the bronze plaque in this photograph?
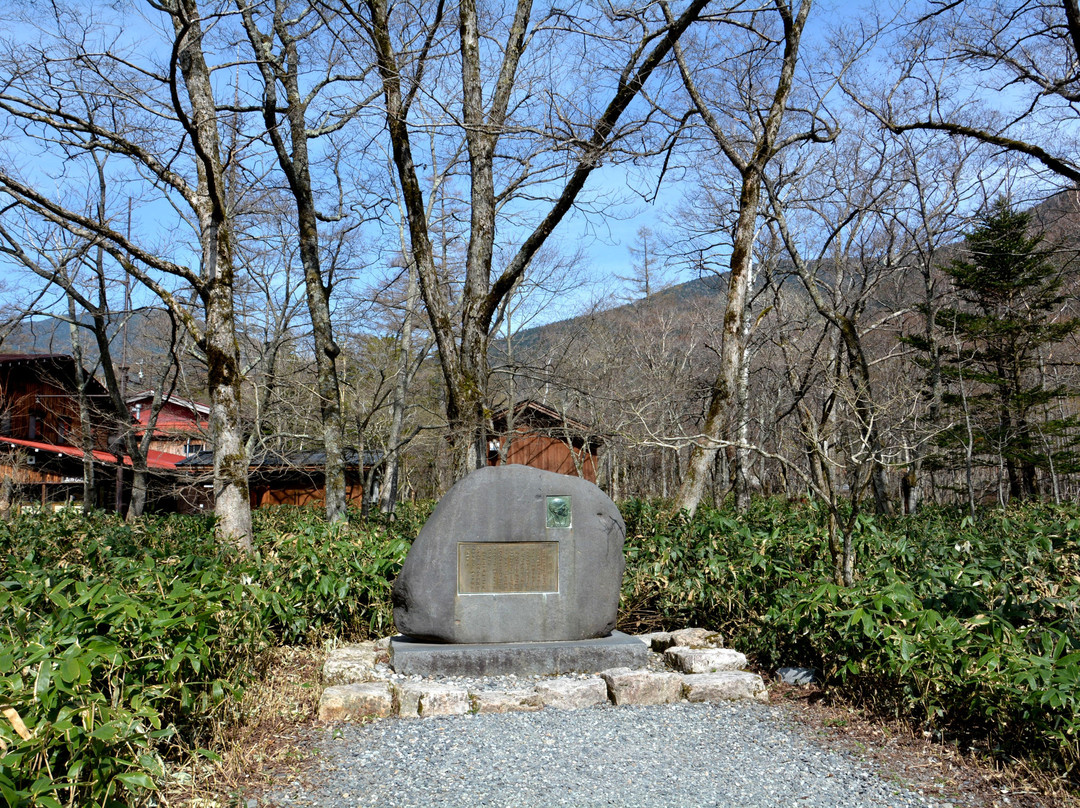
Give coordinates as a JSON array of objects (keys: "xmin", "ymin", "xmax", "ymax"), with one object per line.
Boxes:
[{"xmin": 457, "ymin": 542, "xmax": 559, "ymax": 594}]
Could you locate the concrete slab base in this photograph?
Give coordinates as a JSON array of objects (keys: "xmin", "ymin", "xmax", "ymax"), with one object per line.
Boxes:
[{"xmin": 390, "ymin": 631, "xmax": 649, "ymax": 677}]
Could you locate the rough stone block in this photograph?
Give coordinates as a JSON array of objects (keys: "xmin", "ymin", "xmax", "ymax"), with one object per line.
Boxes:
[
  {"xmin": 635, "ymin": 631, "xmax": 672, "ymax": 652},
  {"xmin": 322, "ymin": 644, "xmax": 377, "ymax": 685},
  {"xmin": 682, "ymin": 672, "xmax": 768, "ymax": 703},
  {"xmin": 669, "ymin": 627, "xmax": 724, "ymax": 649},
  {"xmin": 318, "ymin": 682, "xmax": 394, "ymax": 721},
  {"xmin": 392, "ymin": 466, "xmax": 626, "ymax": 644},
  {"xmin": 665, "ymin": 647, "xmax": 746, "ymax": 674},
  {"xmin": 390, "ymin": 632, "xmax": 648, "ymax": 677},
  {"xmin": 469, "ymin": 689, "xmax": 543, "ymax": 714},
  {"xmin": 600, "ymin": 668, "xmax": 682, "ymax": 706},
  {"xmin": 394, "ymin": 683, "xmax": 469, "ymax": 718},
  {"xmin": 534, "ymin": 677, "xmax": 610, "ymax": 710},
  {"xmin": 395, "ymin": 683, "xmax": 422, "ymax": 718}
]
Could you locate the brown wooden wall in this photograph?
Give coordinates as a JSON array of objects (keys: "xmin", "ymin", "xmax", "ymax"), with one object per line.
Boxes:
[
  {"xmin": 0, "ymin": 460, "xmax": 69, "ymax": 485},
  {"xmin": 0, "ymin": 363, "xmax": 110, "ymax": 449},
  {"xmin": 147, "ymin": 438, "xmax": 193, "ymax": 457},
  {"xmin": 250, "ymin": 481, "xmax": 366, "ymax": 508},
  {"xmin": 493, "ymin": 433, "xmax": 598, "ymax": 483}
]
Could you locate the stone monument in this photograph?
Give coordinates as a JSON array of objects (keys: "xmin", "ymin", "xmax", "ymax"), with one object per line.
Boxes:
[{"xmin": 390, "ymin": 465, "xmax": 648, "ymax": 676}]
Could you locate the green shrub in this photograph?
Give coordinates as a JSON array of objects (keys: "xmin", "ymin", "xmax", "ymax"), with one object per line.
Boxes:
[
  {"xmin": 0, "ymin": 507, "xmax": 414, "ymax": 807},
  {"xmin": 620, "ymin": 498, "xmax": 1080, "ymax": 782},
  {"xmin": 251, "ymin": 507, "xmax": 411, "ymax": 642},
  {"xmin": 3, "ymin": 497, "xmax": 1077, "ymax": 804}
]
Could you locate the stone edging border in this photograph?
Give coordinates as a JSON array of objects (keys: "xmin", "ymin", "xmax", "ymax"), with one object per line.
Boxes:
[{"xmin": 318, "ymin": 628, "xmax": 768, "ymax": 722}]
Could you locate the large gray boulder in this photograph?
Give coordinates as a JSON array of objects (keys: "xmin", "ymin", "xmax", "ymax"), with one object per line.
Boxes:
[{"xmin": 392, "ymin": 465, "xmax": 626, "ymax": 643}]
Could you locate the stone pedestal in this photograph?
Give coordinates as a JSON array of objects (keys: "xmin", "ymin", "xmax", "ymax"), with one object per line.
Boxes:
[{"xmin": 390, "ymin": 631, "xmax": 649, "ymax": 677}]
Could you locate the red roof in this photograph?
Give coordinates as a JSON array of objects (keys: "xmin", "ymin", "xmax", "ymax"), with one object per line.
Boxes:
[{"xmin": 0, "ymin": 436, "xmax": 185, "ymax": 470}]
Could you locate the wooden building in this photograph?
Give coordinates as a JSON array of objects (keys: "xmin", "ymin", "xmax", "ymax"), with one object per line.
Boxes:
[
  {"xmin": 0, "ymin": 353, "xmax": 382, "ymax": 513},
  {"xmin": 0, "ymin": 353, "xmax": 110, "ymax": 448},
  {"xmin": 127, "ymin": 390, "xmax": 209, "ymax": 456},
  {"xmin": 488, "ymin": 401, "xmax": 601, "ymax": 483},
  {"xmin": 0, "ymin": 354, "xmax": 184, "ymax": 510},
  {"xmin": 177, "ymin": 449, "xmax": 382, "ymax": 511}
]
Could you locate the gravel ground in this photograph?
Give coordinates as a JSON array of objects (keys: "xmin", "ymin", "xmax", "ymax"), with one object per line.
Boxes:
[{"xmin": 263, "ymin": 701, "xmax": 964, "ymax": 808}]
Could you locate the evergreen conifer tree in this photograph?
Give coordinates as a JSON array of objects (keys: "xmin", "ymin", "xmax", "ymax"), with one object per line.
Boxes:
[{"xmin": 930, "ymin": 198, "xmax": 1080, "ymax": 501}]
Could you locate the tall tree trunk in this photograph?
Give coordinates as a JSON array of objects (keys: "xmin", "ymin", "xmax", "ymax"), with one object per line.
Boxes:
[
  {"xmin": 447, "ymin": 321, "xmax": 489, "ymax": 479},
  {"xmin": 66, "ymin": 300, "xmax": 95, "ymax": 512},
  {"xmin": 84, "ymin": 310, "xmax": 143, "ymax": 519},
  {"xmin": 670, "ymin": 0, "xmax": 813, "ymax": 516},
  {"xmin": 902, "ymin": 449, "xmax": 918, "ymax": 515},
  {"xmin": 1015, "ymin": 415, "xmax": 1039, "ymax": 500},
  {"xmin": 239, "ymin": 3, "xmax": 347, "ymax": 521},
  {"xmin": 300, "ymin": 246, "xmax": 347, "ymax": 521},
  {"xmin": 136, "ymin": 329, "xmax": 188, "ymax": 520},
  {"xmin": 675, "ymin": 177, "xmax": 759, "ymax": 515},
  {"xmin": 174, "ymin": 0, "xmax": 254, "ymax": 548},
  {"xmin": 661, "ymin": 445, "xmax": 669, "ymax": 499},
  {"xmin": 908, "ymin": 251, "xmax": 944, "ymax": 514},
  {"xmin": 767, "ymin": 199, "xmax": 892, "ymax": 516},
  {"xmin": 837, "ymin": 319, "xmax": 892, "ymax": 515},
  {"xmin": 204, "ymin": 280, "xmax": 252, "ymax": 548},
  {"xmin": 380, "ymin": 263, "xmax": 420, "ymax": 515},
  {"xmin": 958, "ymin": 368, "xmax": 977, "ymax": 517},
  {"xmin": 611, "ymin": 446, "xmax": 621, "ymax": 502},
  {"xmin": 172, "ymin": 1, "xmax": 253, "ymax": 549},
  {"xmin": 733, "ymin": 258, "xmax": 756, "ymax": 512},
  {"xmin": 1000, "ymin": 391, "xmax": 1020, "ymax": 502},
  {"xmin": 0, "ymin": 474, "xmax": 11, "ymax": 521},
  {"xmin": 128, "ymin": 470, "xmax": 148, "ymax": 521}
]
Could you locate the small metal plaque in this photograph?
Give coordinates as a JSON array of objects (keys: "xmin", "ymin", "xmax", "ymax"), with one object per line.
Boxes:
[
  {"xmin": 457, "ymin": 542, "xmax": 559, "ymax": 594},
  {"xmin": 546, "ymin": 495, "xmax": 572, "ymax": 528}
]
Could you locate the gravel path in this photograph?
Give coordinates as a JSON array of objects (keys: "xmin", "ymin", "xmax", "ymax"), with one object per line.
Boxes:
[{"xmin": 263, "ymin": 701, "xmax": 963, "ymax": 808}]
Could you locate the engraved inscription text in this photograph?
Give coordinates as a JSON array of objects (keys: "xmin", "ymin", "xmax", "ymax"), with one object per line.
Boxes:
[{"xmin": 457, "ymin": 542, "xmax": 559, "ymax": 594}]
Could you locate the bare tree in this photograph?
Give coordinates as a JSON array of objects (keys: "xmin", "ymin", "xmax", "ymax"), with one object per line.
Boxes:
[
  {"xmin": 617, "ymin": 226, "xmax": 671, "ymax": 301},
  {"xmin": 376, "ymin": 258, "xmax": 429, "ymax": 514},
  {"xmin": 670, "ymin": 0, "xmax": 836, "ymax": 515},
  {"xmin": 0, "ymin": 156, "xmax": 195, "ymax": 519},
  {"xmin": 0, "ymin": 0, "xmax": 254, "ymax": 546},
  {"xmin": 0, "ymin": 226, "xmax": 99, "ymax": 511},
  {"xmin": 330, "ymin": 0, "xmax": 710, "ymax": 481},
  {"xmin": 235, "ymin": 0, "xmax": 378, "ymax": 521},
  {"xmin": 866, "ymin": 0, "xmax": 1080, "ymax": 185},
  {"xmin": 889, "ymin": 132, "xmax": 986, "ymax": 512},
  {"xmin": 762, "ymin": 122, "xmax": 908, "ymax": 516}
]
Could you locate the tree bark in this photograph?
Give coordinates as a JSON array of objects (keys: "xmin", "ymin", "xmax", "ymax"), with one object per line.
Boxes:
[
  {"xmin": 0, "ymin": 474, "xmax": 11, "ymax": 521},
  {"xmin": 675, "ymin": 178, "xmax": 760, "ymax": 515},
  {"xmin": 239, "ymin": 1, "xmax": 348, "ymax": 521},
  {"xmin": 171, "ymin": 0, "xmax": 252, "ymax": 548},
  {"xmin": 381, "ymin": 261, "xmax": 421, "ymax": 514},
  {"xmin": 204, "ymin": 280, "xmax": 252, "ymax": 547},
  {"xmin": 360, "ymin": 0, "xmax": 709, "ymax": 482},
  {"xmin": 671, "ymin": 0, "xmax": 815, "ymax": 516},
  {"xmin": 837, "ymin": 318, "xmax": 892, "ymax": 515},
  {"xmin": 66, "ymin": 298, "xmax": 95, "ymax": 513},
  {"xmin": 733, "ymin": 258, "xmax": 757, "ymax": 511}
]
